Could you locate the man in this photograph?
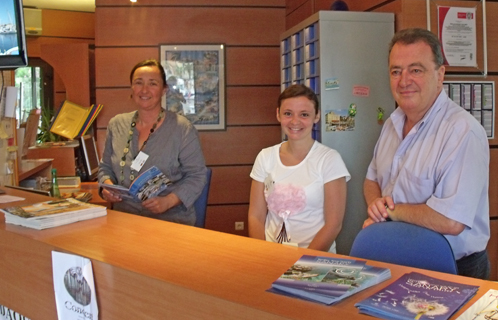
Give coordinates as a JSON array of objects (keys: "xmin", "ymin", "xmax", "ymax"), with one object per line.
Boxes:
[{"xmin": 363, "ymin": 28, "xmax": 490, "ymax": 279}]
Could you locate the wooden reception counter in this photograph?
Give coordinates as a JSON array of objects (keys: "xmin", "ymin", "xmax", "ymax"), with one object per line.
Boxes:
[{"xmin": 0, "ymin": 188, "xmax": 496, "ymax": 319}]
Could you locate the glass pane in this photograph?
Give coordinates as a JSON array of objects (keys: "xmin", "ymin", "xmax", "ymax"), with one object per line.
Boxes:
[{"xmin": 14, "ymin": 66, "xmax": 42, "ymax": 124}]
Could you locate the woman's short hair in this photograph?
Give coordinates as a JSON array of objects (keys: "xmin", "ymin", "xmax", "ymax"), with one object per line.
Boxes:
[
  {"xmin": 129, "ymin": 59, "xmax": 168, "ymax": 86},
  {"xmin": 278, "ymin": 84, "xmax": 319, "ymax": 113}
]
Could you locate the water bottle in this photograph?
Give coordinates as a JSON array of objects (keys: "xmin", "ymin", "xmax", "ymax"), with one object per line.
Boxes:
[{"xmin": 51, "ymin": 168, "xmax": 61, "ymax": 198}]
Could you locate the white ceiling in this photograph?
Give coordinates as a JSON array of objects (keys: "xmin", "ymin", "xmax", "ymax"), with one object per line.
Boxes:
[{"xmin": 23, "ymin": 0, "xmax": 95, "ymax": 12}]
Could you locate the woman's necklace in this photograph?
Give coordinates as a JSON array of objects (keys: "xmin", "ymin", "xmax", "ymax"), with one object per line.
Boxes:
[{"xmin": 119, "ymin": 109, "xmax": 165, "ymax": 184}]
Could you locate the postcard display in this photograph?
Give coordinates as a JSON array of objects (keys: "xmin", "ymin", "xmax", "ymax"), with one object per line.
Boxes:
[
  {"xmin": 443, "ymin": 81, "xmax": 495, "ymax": 138},
  {"xmin": 280, "ymin": 11, "xmax": 396, "ymax": 254}
]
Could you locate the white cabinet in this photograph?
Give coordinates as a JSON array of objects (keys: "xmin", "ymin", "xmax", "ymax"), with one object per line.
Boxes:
[{"xmin": 280, "ymin": 11, "xmax": 396, "ymax": 254}]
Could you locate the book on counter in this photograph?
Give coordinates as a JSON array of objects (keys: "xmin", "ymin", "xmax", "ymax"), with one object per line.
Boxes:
[
  {"xmin": 271, "ymin": 255, "xmax": 391, "ymax": 305},
  {"xmin": 456, "ymin": 289, "xmax": 498, "ymax": 320},
  {"xmin": 49, "ymin": 100, "xmax": 103, "ymax": 140},
  {"xmin": 355, "ymin": 272, "xmax": 479, "ymax": 320},
  {"xmin": 1, "ymin": 198, "xmax": 107, "ymax": 230},
  {"xmin": 99, "ymin": 166, "xmax": 171, "ymax": 202}
]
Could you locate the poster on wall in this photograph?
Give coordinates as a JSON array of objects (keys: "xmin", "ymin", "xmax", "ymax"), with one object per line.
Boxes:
[
  {"xmin": 438, "ymin": 6, "xmax": 477, "ymax": 67},
  {"xmin": 160, "ymin": 44, "xmax": 226, "ymax": 131}
]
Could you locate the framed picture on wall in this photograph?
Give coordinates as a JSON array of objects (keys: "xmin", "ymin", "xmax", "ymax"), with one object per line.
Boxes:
[{"xmin": 159, "ymin": 44, "xmax": 226, "ymax": 131}]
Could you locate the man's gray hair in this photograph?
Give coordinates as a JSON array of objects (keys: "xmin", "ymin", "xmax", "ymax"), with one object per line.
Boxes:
[{"xmin": 389, "ymin": 28, "xmax": 444, "ymax": 68}]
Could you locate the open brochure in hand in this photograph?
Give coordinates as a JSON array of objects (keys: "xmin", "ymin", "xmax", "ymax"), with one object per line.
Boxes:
[
  {"xmin": 1, "ymin": 198, "xmax": 107, "ymax": 230},
  {"xmin": 355, "ymin": 272, "xmax": 479, "ymax": 320},
  {"xmin": 100, "ymin": 166, "xmax": 171, "ymax": 202},
  {"xmin": 456, "ymin": 289, "xmax": 498, "ymax": 320},
  {"xmin": 271, "ymin": 255, "xmax": 391, "ymax": 305}
]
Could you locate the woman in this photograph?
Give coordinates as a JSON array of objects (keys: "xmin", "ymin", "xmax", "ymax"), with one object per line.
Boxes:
[
  {"xmin": 98, "ymin": 59, "xmax": 207, "ymax": 225},
  {"xmin": 248, "ymin": 84, "xmax": 350, "ymax": 252}
]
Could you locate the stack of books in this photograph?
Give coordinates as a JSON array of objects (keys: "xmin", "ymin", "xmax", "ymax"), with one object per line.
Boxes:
[
  {"xmin": 355, "ymin": 272, "xmax": 479, "ymax": 320},
  {"xmin": 271, "ymin": 255, "xmax": 391, "ymax": 305},
  {"xmin": 49, "ymin": 100, "xmax": 103, "ymax": 140},
  {"xmin": 1, "ymin": 198, "xmax": 107, "ymax": 230}
]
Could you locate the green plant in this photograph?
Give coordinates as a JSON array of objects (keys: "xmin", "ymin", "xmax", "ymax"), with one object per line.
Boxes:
[{"xmin": 37, "ymin": 107, "xmax": 62, "ymax": 143}]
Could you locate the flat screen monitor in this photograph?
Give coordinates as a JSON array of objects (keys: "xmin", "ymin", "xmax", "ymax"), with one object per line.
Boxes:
[
  {"xmin": 0, "ymin": 0, "xmax": 28, "ymax": 69},
  {"xmin": 80, "ymin": 134, "xmax": 99, "ymax": 181}
]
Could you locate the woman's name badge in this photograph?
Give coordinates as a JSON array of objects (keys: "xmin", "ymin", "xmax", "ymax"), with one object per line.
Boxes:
[{"xmin": 131, "ymin": 151, "xmax": 149, "ymax": 171}]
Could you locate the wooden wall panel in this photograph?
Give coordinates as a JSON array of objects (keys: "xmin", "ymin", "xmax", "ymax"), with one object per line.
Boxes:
[
  {"xmin": 26, "ymin": 37, "xmax": 94, "ymax": 58},
  {"xmin": 96, "ymin": 89, "xmax": 135, "ymax": 128},
  {"xmin": 486, "ymin": 2, "xmax": 498, "ymax": 72},
  {"xmin": 205, "ymin": 205, "xmax": 249, "ymax": 236},
  {"xmin": 209, "ymin": 166, "xmax": 253, "ymax": 204},
  {"xmin": 94, "ymin": 1, "xmax": 286, "ymax": 234},
  {"xmin": 54, "ymin": 93, "xmax": 66, "ymax": 110},
  {"xmin": 96, "ymin": 130, "xmax": 107, "ymax": 159},
  {"xmin": 96, "ymin": 7, "xmax": 285, "ymax": 47},
  {"xmin": 95, "ymin": 47, "xmax": 280, "ymax": 88},
  {"xmin": 346, "ymin": 0, "xmax": 394, "ymax": 11},
  {"xmin": 199, "ymin": 126, "xmax": 282, "ymax": 165},
  {"xmin": 490, "ymin": 149, "xmax": 498, "ymax": 218},
  {"xmin": 26, "ymin": 9, "xmax": 94, "ymax": 58},
  {"xmin": 96, "ymin": 86, "xmax": 281, "ymax": 129},
  {"xmin": 287, "ymin": 0, "xmax": 309, "ymax": 14},
  {"xmin": 226, "ymin": 48, "xmax": 281, "ymax": 86},
  {"xmin": 98, "ymin": 0, "xmax": 284, "ymax": 6},
  {"xmin": 40, "ymin": 43, "xmax": 91, "ymax": 107},
  {"xmin": 315, "ymin": 0, "xmax": 336, "ymax": 11},
  {"xmin": 42, "ymin": 10, "xmax": 95, "ymax": 39},
  {"xmin": 286, "ymin": 1, "xmax": 314, "ymax": 29},
  {"xmin": 227, "ymin": 87, "xmax": 281, "ymax": 125},
  {"xmin": 396, "ymin": 0, "xmax": 426, "ymax": 30},
  {"xmin": 288, "ymin": 0, "xmax": 498, "ymax": 281},
  {"xmin": 371, "ymin": 1, "xmax": 402, "ymax": 31},
  {"xmin": 95, "ymin": 48, "xmax": 158, "ymax": 88},
  {"xmin": 96, "ymin": 126, "xmax": 279, "ymax": 167}
]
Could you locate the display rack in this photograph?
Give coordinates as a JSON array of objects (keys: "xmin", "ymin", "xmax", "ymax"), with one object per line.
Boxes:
[{"xmin": 443, "ymin": 81, "xmax": 495, "ymax": 138}]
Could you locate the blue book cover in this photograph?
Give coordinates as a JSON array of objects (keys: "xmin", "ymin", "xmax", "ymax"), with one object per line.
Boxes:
[
  {"xmin": 271, "ymin": 255, "xmax": 370, "ymax": 304},
  {"xmin": 99, "ymin": 166, "xmax": 171, "ymax": 202},
  {"xmin": 355, "ymin": 272, "xmax": 479, "ymax": 320}
]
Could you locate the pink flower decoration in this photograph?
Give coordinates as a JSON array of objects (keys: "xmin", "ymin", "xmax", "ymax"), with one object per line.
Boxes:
[{"xmin": 267, "ymin": 183, "xmax": 306, "ymax": 219}]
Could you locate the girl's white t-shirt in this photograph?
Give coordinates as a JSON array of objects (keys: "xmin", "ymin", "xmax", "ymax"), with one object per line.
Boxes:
[{"xmin": 250, "ymin": 141, "xmax": 350, "ymax": 252}]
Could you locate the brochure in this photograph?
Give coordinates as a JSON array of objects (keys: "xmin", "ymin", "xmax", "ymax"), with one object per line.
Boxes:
[
  {"xmin": 456, "ymin": 289, "xmax": 498, "ymax": 320},
  {"xmin": 99, "ymin": 166, "xmax": 171, "ymax": 202},
  {"xmin": 52, "ymin": 251, "xmax": 98, "ymax": 320},
  {"xmin": 355, "ymin": 272, "xmax": 479, "ymax": 320},
  {"xmin": 271, "ymin": 255, "xmax": 391, "ymax": 305}
]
